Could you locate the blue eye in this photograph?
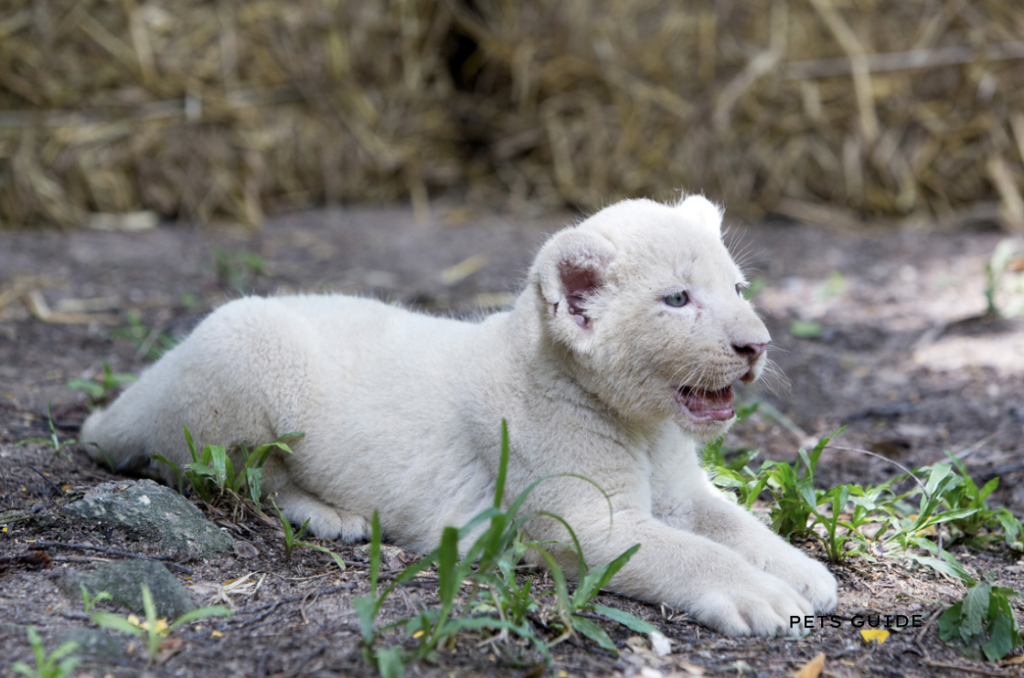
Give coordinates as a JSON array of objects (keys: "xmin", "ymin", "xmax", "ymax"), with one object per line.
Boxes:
[{"xmin": 664, "ymin": 292, "xmax": 689, "ymax": 307}]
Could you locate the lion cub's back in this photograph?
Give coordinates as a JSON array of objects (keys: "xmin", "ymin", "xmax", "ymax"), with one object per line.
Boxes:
[{"xmin": 225, "ymin": 293, "xmax": 489, "ymax": 449}]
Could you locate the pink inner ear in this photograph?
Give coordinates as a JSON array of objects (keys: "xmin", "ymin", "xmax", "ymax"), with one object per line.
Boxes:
[{"xmin": 560, "ymin": 260, "xmax": 600, "ymax": 323}]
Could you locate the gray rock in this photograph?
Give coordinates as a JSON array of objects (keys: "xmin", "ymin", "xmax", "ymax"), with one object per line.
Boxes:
[
  {"xmin": 63, "ymin": 479, "xmax": 232, "ymax": 556},
  {"xmin": 53, "ymin": 627, "xmax": 126, "ymax": 660},
  {"xmin": 60, "ymin": 559, "xmax": 195, "ymax": 619}
]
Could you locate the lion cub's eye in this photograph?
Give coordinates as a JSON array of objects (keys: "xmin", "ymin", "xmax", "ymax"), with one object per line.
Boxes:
[{"xmin": 663, "ymin": 291, "xmax": 689, "ymax": 307}]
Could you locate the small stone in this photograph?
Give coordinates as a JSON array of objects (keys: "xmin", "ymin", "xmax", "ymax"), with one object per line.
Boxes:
[
  {"xmin": 650, "ymin": 631, "xmax": 672, "ymax": 657},
  {"xmin": 53, "ymin": 627, "xmax": 126, "ymax": 660},
  {"xmin": 63, "ymin": 479, "xmax": 232, "ymax": 557},
  {"xmin": 60, "ymin": 559, "xmax": 195, "ymax": 619},
  {"xmin": 233, "ymin": 540, "xmax": 258, "ymax": 559},
  {"xmin": 354, "ymin": 543, "xmax": 407, "ymax": 569}
]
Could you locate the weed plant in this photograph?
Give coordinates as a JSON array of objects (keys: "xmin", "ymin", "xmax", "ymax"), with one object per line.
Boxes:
[
  {"xmin": 9, "ymin": 627, "xmax": 79, "ymax": 678},
  {"xmin": 66, "ymin": 361, "xmax": 136, "ymax": 406},
  {"xmin": 152, "ymin": 426, "xmax": 303, "ymax": 509},
  {"xmin": 15, "ymin": 405, "xmax": 77, "ymax": 462},
  {"xmin": 939, "ymin": 578, "xmax": 1023, "ymax": 662},
  {"xmin": 268, "ymin": 499, "xmax": 347, "ymax": 570},
  {"xmin": 214, "ymin": 247, "xmax": 265, "ymax": 293},
  {"xmin": 91, "ymin": 584, "xmax": 231, "ymax": 665},
  {"xmin": 270, "ymin": 499, "xmax": 311, "ymax": 562},
  {"xmin": 79, "ymin": 585, "xmax": 112, "ymax": 614},
  {"xmin": 112, "ymin": 311, "xmax": 178, "ymax": 361},
  {"xmin": 354, "ymin": 421, "xmax": 655, "ymax": 678}
]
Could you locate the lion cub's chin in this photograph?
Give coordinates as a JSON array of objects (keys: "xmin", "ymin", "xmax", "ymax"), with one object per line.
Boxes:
[{"xmin": 675, "ymin": 413, "xmax": 736, "ymax": 441}]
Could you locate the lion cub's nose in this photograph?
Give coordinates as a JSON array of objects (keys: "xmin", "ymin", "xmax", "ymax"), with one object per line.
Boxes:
[{"xmin": 733, "ymin": 341, "xmax": 769, "ymax": 361}]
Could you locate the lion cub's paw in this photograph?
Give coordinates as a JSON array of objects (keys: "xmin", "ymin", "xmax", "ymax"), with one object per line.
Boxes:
[
  {"xmin": 302, "ymin": 508, "xmax": 371, "ymax": 543},
  {"xmin": 273, "ymin": 489, "xmax": 371, "ymax": 543},
  {"xmin": 692, "ymin": 569, "xmax": 813, "ymax": 637},
  {"xmin": 334, "ymin": 509, "xmax": 372, "ymax": 543},
  {"xmin": 762, "ymin": 549, "xmax": 838, "ymax": 613}
]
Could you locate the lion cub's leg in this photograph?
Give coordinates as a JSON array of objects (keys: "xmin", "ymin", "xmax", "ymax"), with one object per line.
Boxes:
[
  {"xmin": 261, "ymin": 456, "xmax": 370, "ymax": 543},
  {"xmin": 686, "ymin": 493, "xmax": 838, "ymax": 613}
]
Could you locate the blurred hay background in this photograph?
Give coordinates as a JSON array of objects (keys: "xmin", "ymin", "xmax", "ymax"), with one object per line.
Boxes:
[{"xmin": 1, "ymin": 0, "xmax": 1023, "ymax": 230}]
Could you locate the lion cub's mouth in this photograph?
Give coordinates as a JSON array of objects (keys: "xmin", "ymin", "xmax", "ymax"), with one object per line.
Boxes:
[{"xmin": 675, "ymin": 384, "xmax": 735, "ymax": 422}]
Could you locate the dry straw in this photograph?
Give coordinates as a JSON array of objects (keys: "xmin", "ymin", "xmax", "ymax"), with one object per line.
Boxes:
[{"xmin": 1, "ymin": 0, "xmax": 1023, "ymax": 230}]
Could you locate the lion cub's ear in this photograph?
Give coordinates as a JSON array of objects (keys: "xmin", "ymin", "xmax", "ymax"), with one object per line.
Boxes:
[
  {"xmin": 531, "ymin": 228, "xmax": 615, "ymax": 341},
  {"xmin": 677, "ymin": 194, "xmax": 724, "ymax": 235}
]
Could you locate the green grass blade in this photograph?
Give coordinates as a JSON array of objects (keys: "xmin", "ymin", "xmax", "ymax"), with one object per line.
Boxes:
[
  {"xmin": 573, "ymin": 543, "xmax": 640, "ymax": 608},
  {"xmin": 495, "ymin": 419, "xmax": 509, "ymax": 508},
  {"xmin": 298, "ymin": 541, "xmax": 347, "ymax": 571},
  {"xmin": 571, "ymin": 615, "xmax": 618, "ymax": 653},
  {"xmin": 523, "ymin": 543, "xmax": 570, "ymax": 622},
  {"xmin": 295, "ymin": 518, "xmax": 310, "ymax": 542},
  {"xmin": 67, "ymin": 379, "xmax": 104, "ymax": 398},
  {"xmin": 91, "ymin": 612, "xmax": 145, "ymax": 637},
  {"xmin": 150, "ymin": 455, "xmax": 180, "ymax": 481},
  {"xmin": 375, "ymin": 646, "xmax": 405, "ymax": 678},
  {"xmin": 808, "ymin": 426, "xmax": 845, "ymax": 471},
  {"xmin": 169, "ymin": 605, "xmax": 233, "ymax": 632},
  {"xmin": 924, "ymin": 463, "xmax": 953, "ymax": 500},
  {"xmin": 455, "ymin": 507, "xmax": 503, "ymax": 539},
  {"xmin": 270, "ymin": 499, "xmax": 295, "ymax": 547},
  {"xmin": 27, "ymin": 626, "xmax": 45, "ymax": 669},
  {"xmin": 246, "ymin": 467, "xmax": 263, "ymax": 508},
  {"xmin": 435, "ymin": 526, "xmax": 461, "ymax": 627},
  {"xmin": 209, "ymin": 446, "xmax": 229, "ymax": 488},
  {"xmin": 591, "ymin": 604, "xmax": 658, "ymax": 634},
  {"xmin": 536, "ymin": 511, "xmax": 588, "ymax": 583},
  {"xmin": 13, "ymin": 438, "xmax": 50, "ymax": 447},
  {"xmin": 183, "ymin": 426, "xmax": 200, "ymax": 463},
  {"xmin": 353, "ymin": 595, "xmax": 378, "ymax": 644},
  {"xmin": 369, "ymin": 511, "xmax": 382, "ymax": 597}
]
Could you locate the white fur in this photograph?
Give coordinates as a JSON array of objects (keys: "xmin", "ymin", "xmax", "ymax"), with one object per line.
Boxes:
[{"xmin": 82, "ymin": 196, "xmax": 837, "ymax": 636}]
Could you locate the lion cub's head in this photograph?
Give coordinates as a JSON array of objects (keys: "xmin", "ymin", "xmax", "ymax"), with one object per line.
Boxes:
[{"xmin": 530, "ymin": 195, "xmax": 769, "ymax": 439}]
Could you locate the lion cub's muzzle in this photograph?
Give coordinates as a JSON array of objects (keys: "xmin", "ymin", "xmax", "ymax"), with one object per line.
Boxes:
[{"xmin": 734, "ymin": 340, "xmax": 768, "ymax": 384}]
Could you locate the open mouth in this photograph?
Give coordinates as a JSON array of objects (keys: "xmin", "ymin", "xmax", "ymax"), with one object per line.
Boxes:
[{"xmin": 675, "ymin": 384, "xmax": 736, "ymax": 422}]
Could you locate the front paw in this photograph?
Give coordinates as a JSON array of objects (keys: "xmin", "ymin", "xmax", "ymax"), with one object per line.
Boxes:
[
  {"xmin": 762, "ymin": 546, "xmax": 838, "ymax": 613},
  {"xmin": 690, "ymin": 567, "xmax": 813, "ymax": 637}
]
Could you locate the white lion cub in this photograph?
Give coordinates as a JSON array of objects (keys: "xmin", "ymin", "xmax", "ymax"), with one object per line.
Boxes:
[{"xmin": 83, "ymin": 195, "xmax": 837, "ymax": 636}]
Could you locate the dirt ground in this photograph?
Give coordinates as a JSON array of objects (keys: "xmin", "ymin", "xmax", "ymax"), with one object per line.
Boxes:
[{"xmin": 1, "ymin": 204, "xmax": 1023, "ymax": 677}]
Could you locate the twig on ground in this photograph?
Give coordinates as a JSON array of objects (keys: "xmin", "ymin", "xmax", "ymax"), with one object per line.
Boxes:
[
  {"xmin": 953, "ymin": 431, "xmax": 999, "ymax": 461},
  {"xmin": 913, "ymin": 605, "xmax": 942, "ymax": 662},
  {"xmin": 27, "ymin": 465, "xmax": 62, "ymax": 504},
  {"xmin": 29, "ymin": 540, "xmax": 194, "ymax": 574},
  {"xmin": 924, "ymin": 660, "xmax": 1017, "ymax": 677},
  {"xmin": 49, "ymin": 555, "xmax": 112, "ymax": 565},
  {"xmin": 59, "ymin": 610, "xmax": 92, "ymax": 621}
]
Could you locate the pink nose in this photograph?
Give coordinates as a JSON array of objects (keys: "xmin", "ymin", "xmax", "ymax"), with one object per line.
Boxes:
[{"xmin": 733, "ymin": 341, "xmax": 768, "ymax": 361}]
